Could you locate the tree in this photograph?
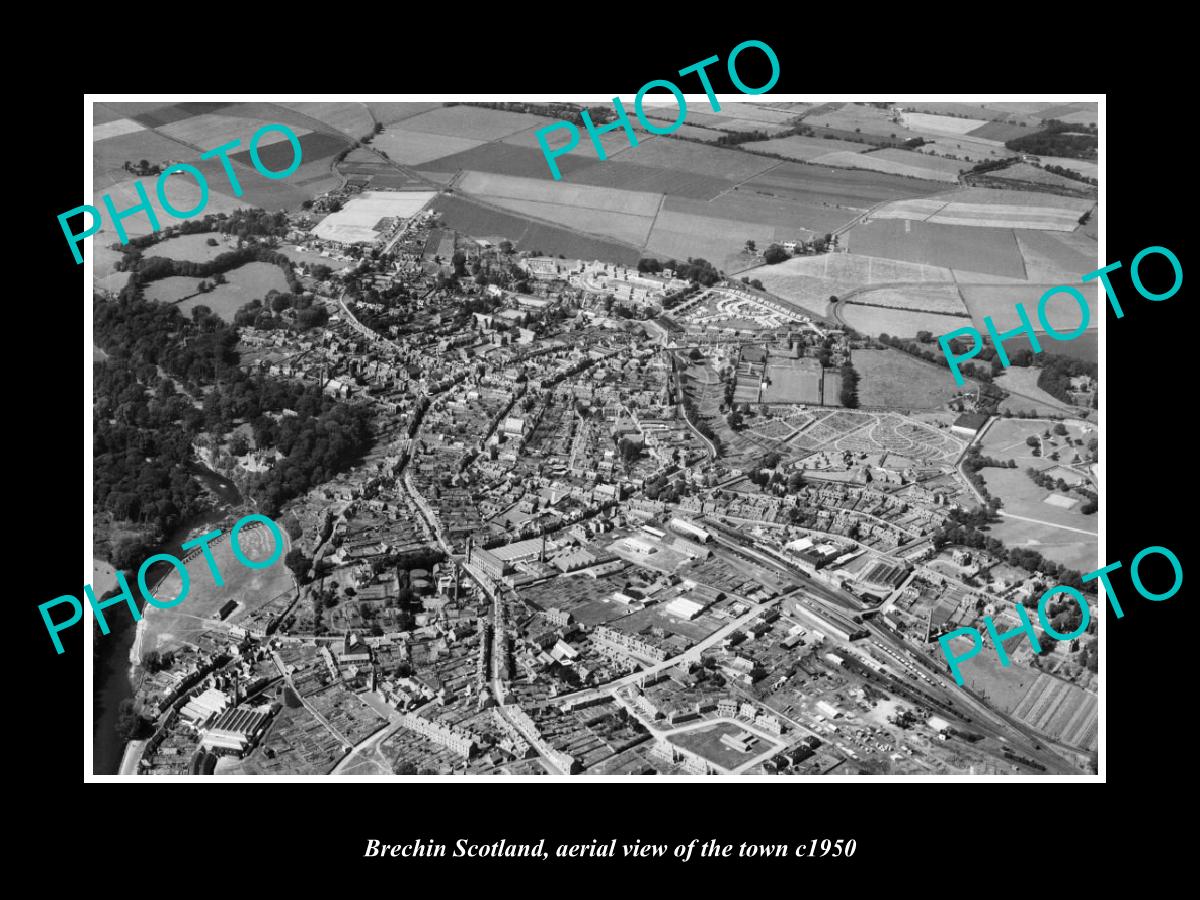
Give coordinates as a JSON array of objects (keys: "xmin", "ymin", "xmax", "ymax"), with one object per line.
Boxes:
[
  {"xmin": 115, "ymin": 699, "xmax": 152, "ymax": 742},
  {"xmin": 284, "ymin": 548, "xmax": 311, "ymax": 581},
  {"xmin": 744, "ymin": 239, "xmax": 756, "ymax": 254},
  {"xmin": 206, "ymin": 237, "xmax": 219, "ymax": 247},
  {"xmin": 1053, "ymin": 422, "xmax": 1068, "ymax": 436},
  {"xmin": 1025, "ymin": 436, "xmax": 1040, "ymax": 448},
  {"xmin": 688, "ymin": 348, "xmax": 702, "ymax": 361},
  {"xmin": 762, "ymin": 244, "xmax": 789, "ymax": 265}
]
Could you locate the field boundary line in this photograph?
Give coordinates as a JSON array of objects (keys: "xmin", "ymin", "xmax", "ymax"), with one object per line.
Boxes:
[{"xmin": 708, "ymin": 160, "xmax": 785, "ymax": 201}]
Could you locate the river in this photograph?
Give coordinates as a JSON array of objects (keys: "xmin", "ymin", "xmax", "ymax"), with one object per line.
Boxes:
[{"xmin": 92, "ymin": 463, "xmax": 244, "ymax": 775}]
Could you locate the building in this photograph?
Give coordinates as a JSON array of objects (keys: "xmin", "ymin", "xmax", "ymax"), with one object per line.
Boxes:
[{"xmin": 201, "ymin": 706, "xmax": 273, "ymax": 756}]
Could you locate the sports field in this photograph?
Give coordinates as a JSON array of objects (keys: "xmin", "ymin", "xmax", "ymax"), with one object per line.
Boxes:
[{"xmin": 761, "ymin": 357, "xmax": 823, "ymax": 404}]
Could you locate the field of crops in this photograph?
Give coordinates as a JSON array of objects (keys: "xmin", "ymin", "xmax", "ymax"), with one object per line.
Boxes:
[
  {"xmin": 365, "ymin": 101, "xmax": 443, "ymax": 125},
  {"xmin": 490, "ymin": 198, "xmax": 654, "ymax": 245},
  {"xmin": 159, "ymin": 113, "xmax": 313, "ymax": 151},
  {"xmin": 986, "ymin": 163, "xmax": 1093, "ymax": 192},
  {"xmin": 916, "ymin": 135, "xmax": 1017, "ymax": 164},
  {"xmin": 1011, "ymin": 673, "xmax": 1097, "ymax": 750},
  {"xmin": 847, "ymin": 220, "xmax": 1027, "ymax": 277},
  {"xmin": 1015, "ymin": 230, "xmax": 1097, "ymax": 282}
]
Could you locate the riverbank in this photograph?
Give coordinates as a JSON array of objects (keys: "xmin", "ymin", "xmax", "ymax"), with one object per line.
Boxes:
[{"xmin": 118, "ymin": 739, "xmax": 146, "ymax": 775}]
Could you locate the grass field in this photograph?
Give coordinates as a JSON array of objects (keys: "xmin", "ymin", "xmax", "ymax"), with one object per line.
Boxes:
[
  {"xmin": 901, "ymin": 111, "xmax": 990, "ymax": 135},
  {"xmin": 804, "ymin": 103, "xmax": 921, "ymax": 139},
  {"xmin": 967, "ymin": 120, "xmax": 1035, "ymax": 142},
  {"xmin": 145, "ymin": 275, "xmax": 204, "ymax": 303},
  {"xmin": 761, "ymin": 357, "xmax": 823, "ymax": 403},
  {"xmin": 848, "ymin": 220, "xmax": 1027, "ymax": 278},
  {"xmin": 851, "ymin": 348, "xmax": 968, "ymax": 409},
  {"xmin": 994, "ymin": 367, "xmax": 1075, "ymax": 415},
  {"xmin": 842, "ymin": 305, "xmax": 974, "ymax": 339},
  {"xmin": 177, "ymin": 263, "xmax": 291, "ymax": 321},
  {"xmin": 915, "ymin": 135, "xmax": 1018, "ymax": 164},
  {"xmin": 979, "ymin": 467, "xmax": 1098, "ymax": 530},
  {"xmin": 667, "ymin": 722, "xmax": 774, "ymax": 770},
  {"xmin": 140, "ymin": 523, "xmax": 293, "ymax": 656},
  {"xmin": 987, "ymin": 515, "xmax": 1097, "ymax": 573},
  {"xmin": 145, "ymin": 232, "xmax": 239, "ymax": 263},
  {"xmin": 490, "ymin": 197, "xmax": 655, "ymax": 245}
]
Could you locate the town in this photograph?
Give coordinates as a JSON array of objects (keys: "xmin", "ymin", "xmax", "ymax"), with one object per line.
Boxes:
[{"xmin": 90, "ymin": 98, "xmax": 1102, "ymax": 778}]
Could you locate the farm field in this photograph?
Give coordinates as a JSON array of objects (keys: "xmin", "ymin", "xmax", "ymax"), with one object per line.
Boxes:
[
  {"xmin": 276, "ymin": 102, "xmax": 375, "ymax": 140},
  {"xmin": 94, "ymin": 118, "xmax": 145, "ymax": 141},
  {"xmin": 841, "ymin": 305, "xmax": 973, "ymax": 338},
  {"xmin": 663, "ymin": 194, "xmax": 823, "ymax": 236},
  {"xmin": 139, "ymin": 523, "xmax": 293, "ymax": 657},
  {"xmin": 504, "ymin": 120, "xmax": 659, "ymax": 161},
  {"xmin": 959, "ymin": 283, "xmax": 1096, "ymax": 335},
  {"xmin": 735, "ymin": 161, "xmax": 945, "ymax": 208},
  {"xmin": 158, "ymin": 113, "xmax": 312, "ymax": 151},
  {"xmin": 1015, "ymin": 230, "xmax": 1097, "ymax": 282},
  {"xmin": 488, "ymin": 197, "xmax": 654, "ymax": 246},
  {"xmin": 399, "ymin": 106, "xmax": 553, "ymax": 140},
  {"xmin": 1035, "ymin": 156, "xmax": 1098, "ymax": 179},
  {"xmin": 803, "ymin": 102, "xmax": 921, "ymax": 139},
  {"xmin": 93, "ymin": 242, "xmax": 131, "ymax": 290},
  {"xmin": 144, "ymin": 276, "xmax": 201, "ymax": 303},
  {"xmin": 901, "ymin": 112, "xmax": 990, "ymax": 135},
  {"xmin": 564, "ymin": 161, "xmax": 733, "ymax": 201},
  {"xmin": 994, "ymin": 368, "xmax": 1076, "ymax": 416},
  {"xmin": 847, "ymin": 219, "xmax": 1027, "ymax": 278},
  {"xmin": 311, "ymin": 190, "xmax": 436, "ymax": 243},
  {"xmin": 818, "ymin": 147, "xmax": 965, "ymax": 182},
  {"xmin": 987, "ymin": 163, "xmax": 1093, "ymax": 193},
  {"xmin": 428, "ymin": 194, "xmax": 641, "ymax": 265},
  {"xmin": 845, "ymin": 284, "xmax": 968, "ymax": 314},
  {"xmin": 916, "ymin": 136, "xmax": 1017, "ymax": 164},
  {"xmin": 456, "ymin": 171, "xmax": 661, "ymax": 216},
  {"xmin": 850, "ymin": 349, "xmax": 968, "ymax": 409},
  {"xmin": 365, "ymin": 102, "xmax": 443, "ymax": 125},
  {"xmin": 144, "ymin": 232, "xmax": 239, "ymax": 263},
  {"xmin": 93, "ymin": 128, "xmax": 195, "ymax": 180},
  {"xmin": 1029, "ymin": 103, "xmax": 1097, "ymax": 124},
  {"xmin": 177, "ymin": 263, "xmax": 291, "ymax": 321},
  {"xmin": 765, "ymin": 253, "xmax": 953, "ymax": 284},
  {"xmin": 743, "ymin": 134, "xmax": 868, "ymax": 161},
  {"xmin": 420, "ymin": 141, "xmax": 597, "ymax": 180},
  {"xmin": 967, "ymin": 120, "xmax": 1035, "ymax": 142},
  {"xmin": 954, "ymin": 642, "xmax": 1044, "ymax": 714},
  {"xmin": 373, "ymin": 128, "xmax": 484, "ymax": 165},
  {"xmin": 616, "ymin": 138, "xmax": 782, "ymax": 181}
]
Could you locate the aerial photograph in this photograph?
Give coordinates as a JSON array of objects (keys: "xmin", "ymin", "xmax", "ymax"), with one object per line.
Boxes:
[{"xmin": 89, "ymin": 97, "xmax": 1100, "ymax": 778}]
